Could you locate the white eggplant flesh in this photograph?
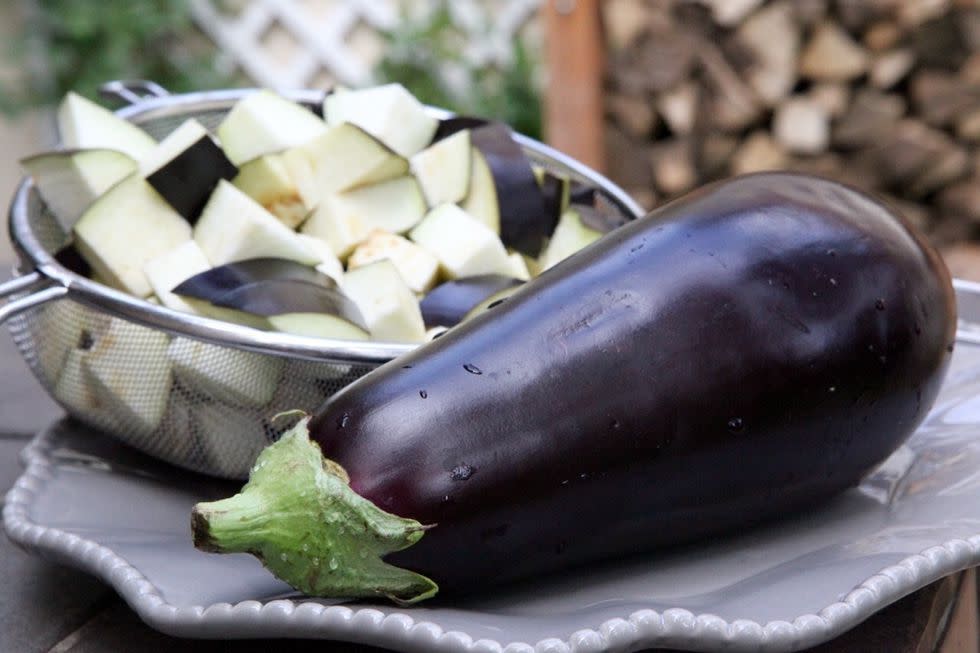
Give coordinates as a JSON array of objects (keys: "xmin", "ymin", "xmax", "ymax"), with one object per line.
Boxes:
[
  {"xmin": 194, "ymin": 180, "xmax": 318, "ymax": 266},
  {"xmin": 143, "ymin": 240, "xmax": 212, "ymax": 313},
  {"xmin": 73, "ymin": 174, "xmax": 192, "ymax": 297},
  {"xmin": 217, "ymin": 90, "xmax": 328, "ymax": 165},
  {"xmin": 409, "ymin": 204, "xmax": 512, "ymax": 279},
  {"xmin": 324, "ymin": 84, "xmax": 438, "ymax": 157}
]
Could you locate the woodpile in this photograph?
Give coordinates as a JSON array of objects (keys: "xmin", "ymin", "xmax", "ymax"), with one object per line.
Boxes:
[{"xmin": 601, "ymin": 0, "xmax": 980, "ymax": 246}]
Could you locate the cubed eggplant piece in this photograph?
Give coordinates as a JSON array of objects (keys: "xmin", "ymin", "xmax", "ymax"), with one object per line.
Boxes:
[
  {"xmin": 194, "ymin": 181, "xmax": 319, "ymax": 266},
  {"xmin": 217, "ymin": 90, "xmax": 328, "ymax": 165},
  {"xmin": 172, "ymin": 257, "xmax": 334, "ymax": 304},
  {"xmin": 57, "ymin": 92, "xmax": 156, "ymax": 159},
  {"xmin": 72, "ymin": 173, "xmax": 192, "ymax": 297},
  {"xmin": 411, "ymin": 129, "xmax": 471, "ymax": 206},
  {"xmin": 207, "ymin": 278, "xmax": 368, "ymax": 337},
  {"xmin": 538, "ymin": 207, "xmax": 604, "ymax": 271},
  {"xmin": 324, "ymin": 84, "xmax": 438, "ymax": 157},
  {"xmin": 348, "ymin": 230, "xmax": 440, "ymax": 294},
  {"xmin": 143, "ymin": 240, "xmax": 211, "ymax": 313},
  {"xmin": 469, "ymin": 123, "xmax": 551, "ymax": 257},
  {"xmin": 232, "ymin": 154, "xmax": 309, "ymax": 229},
  {"xmin": 297, "ymin": 123, "xmax": 409, "ymax": 197},
  {"xmin": 80, "ymin": 318, "xmax": 173, "ymax": 435},
  {"xmin": 409, "ymin": 204, "xmax": 512, "ymax": 279},
  {"xmin": 22, "ymin": 149, "xmax": 136, "ymax": 231},
  {"xmin": 296, "ymin": 234, "xmax": 344, "ymax": 284},
  {"xmin": 168, "ymin": 338, "xmax": 284, "ymax": 407},
  {"xmin": 340, "ymin": 260, "xmax": 427, "ymax": 343},
  {"xmin": 142, "ymin": 119, "xmax": 238, "ymax": 223},
  {"xmin": 419, "ymin": 274, "xmax": 524, "ymax": 328}
]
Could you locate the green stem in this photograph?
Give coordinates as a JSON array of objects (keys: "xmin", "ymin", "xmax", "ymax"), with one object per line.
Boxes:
[{"xmin": 191, "ymin": 417, "xmax": 437, "ymax": 605}]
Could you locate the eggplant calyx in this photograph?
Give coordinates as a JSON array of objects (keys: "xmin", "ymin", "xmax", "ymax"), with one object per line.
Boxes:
[{"xmin": 190, "ymin": 417, "xmax": 438, "ymax": 605}]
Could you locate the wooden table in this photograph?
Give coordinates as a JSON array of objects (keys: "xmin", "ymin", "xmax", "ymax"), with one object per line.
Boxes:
[{"xmin": 0, "ymin": 262, "xmax": 977, "ymax": 652}]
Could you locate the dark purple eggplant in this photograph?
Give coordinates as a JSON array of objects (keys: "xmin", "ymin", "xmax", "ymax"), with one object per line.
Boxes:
[
  {"xmin": 173, "ymin": 258, "xmax": 367, "ymax": 334},
  {"xmin": 431, "ymin": 116, "xmax": 490, "ymax": 143},
  {"xmin": 146, "ymin": 135, "xmax": 238, "ymax": 223},
  {"xmin": 537, "ymin": 169, "xmax": 568, "ymax": 235},
  {"xmin": 213, "ymin": 279, "xmax": 365, "ymax": 328},
  {"xmin": 469, "ymin": 123, "xmax": 551, "ymax": 257},
  {"xmin": 568, "ymin": 179, "xmax": 597, "ymax": 206},
  {"xmin": 192, "ymin": 173, "xmax": 956, "ymax": 604},
  {"xmin": 419, "ymin": 274, "xmax": 524, "ymax": 328},
  {"xmin": 172, "ymin": 257, "xmax": 332, "ymax": 302},
  {"xmin": 54, "ymin": 243, "xmax": 92, "ymax": 277}
]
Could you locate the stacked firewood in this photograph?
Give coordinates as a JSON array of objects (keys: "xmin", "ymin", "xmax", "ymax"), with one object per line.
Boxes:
[{"xmin": 601, "ymin": 0, "xmax": 980, "ymax": 247}]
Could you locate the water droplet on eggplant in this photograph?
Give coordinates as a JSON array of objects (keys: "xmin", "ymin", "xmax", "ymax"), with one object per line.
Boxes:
[
  {"xmin": 338, "ymin": 412, "xmax": 350, "ymax": 429},
  {"xmin": 463, "ymin": 363, "xmax": 482, "ymax": 375},
  {"xmin": 727, "ymin": 417, "xmax": 745, "ymax": 433},
  {"xmin": 450, "ymin": 464, "xmax": 475, "ymax": 481},
  {"xmin": 419, "ymin": 389, "xmax": 428, "ymax": 398},
  {"xmin": 875, "ymin": 298, "xmax": 886, "ymax": 311}
]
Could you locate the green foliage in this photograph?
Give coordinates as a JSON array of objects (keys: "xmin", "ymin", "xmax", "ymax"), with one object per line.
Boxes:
[
  {"xmin": 1, "ymin": 0, "xmax": 239, "ymax": 113},
  {"xmin": 375, "ymin": 2, "xmax": 542, "ymax": 140}
]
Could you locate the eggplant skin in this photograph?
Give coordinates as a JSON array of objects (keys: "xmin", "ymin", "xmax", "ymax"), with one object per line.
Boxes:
[{"xmin": 309, "ymin": 172, "xmax": 956, "ymax": 592}]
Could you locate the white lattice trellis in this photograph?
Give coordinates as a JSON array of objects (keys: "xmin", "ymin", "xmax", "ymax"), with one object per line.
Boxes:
[{"xmin": 190, "ymin": 0, "xmax": 542, "ymax": 90}]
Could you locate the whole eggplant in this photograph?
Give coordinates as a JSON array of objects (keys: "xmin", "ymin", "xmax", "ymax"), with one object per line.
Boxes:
[{"xmin": 193, "ymin": 172, "xmax": 956, "ymax": 603}]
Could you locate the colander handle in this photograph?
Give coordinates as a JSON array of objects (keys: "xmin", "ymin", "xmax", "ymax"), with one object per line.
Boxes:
[
  {"xmin": 0, "ymin": 271, "xmax": 68, "ymax": 325},
  {"xmin": 98, "ymin": 80, "xmax": 171, "ymax": 106}
]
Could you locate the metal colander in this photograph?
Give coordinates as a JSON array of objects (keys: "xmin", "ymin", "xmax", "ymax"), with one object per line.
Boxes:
[{"xmin": 0, "ymin": 81, "xmax": 645, "ymax": 479}]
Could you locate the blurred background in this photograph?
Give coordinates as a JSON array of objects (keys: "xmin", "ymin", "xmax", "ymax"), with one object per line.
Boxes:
[{"xmin": 2, "ymin": 0, "xmax": 980, "ymax": 276}]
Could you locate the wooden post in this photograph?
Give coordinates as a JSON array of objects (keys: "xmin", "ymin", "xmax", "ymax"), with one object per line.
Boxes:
[{"xmin": 542, "ymin": 0, "xmax": 606, "ymax": 172}]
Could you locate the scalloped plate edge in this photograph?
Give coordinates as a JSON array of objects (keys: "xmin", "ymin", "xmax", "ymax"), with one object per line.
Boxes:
[{"xmin": 4, "ymin": 424, "xmax": 980, "ymax": 653}]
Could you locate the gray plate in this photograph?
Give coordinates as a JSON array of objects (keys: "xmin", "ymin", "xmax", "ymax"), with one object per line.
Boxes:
[{"xmin": 5, "ymin": 347, "xmax": 980, "ymax": 652}]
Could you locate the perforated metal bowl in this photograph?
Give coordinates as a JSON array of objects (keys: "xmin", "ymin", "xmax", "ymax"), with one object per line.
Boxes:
[{"xmin": 0, "ymin": 82, "xmax": 646, "ymax": 479}]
